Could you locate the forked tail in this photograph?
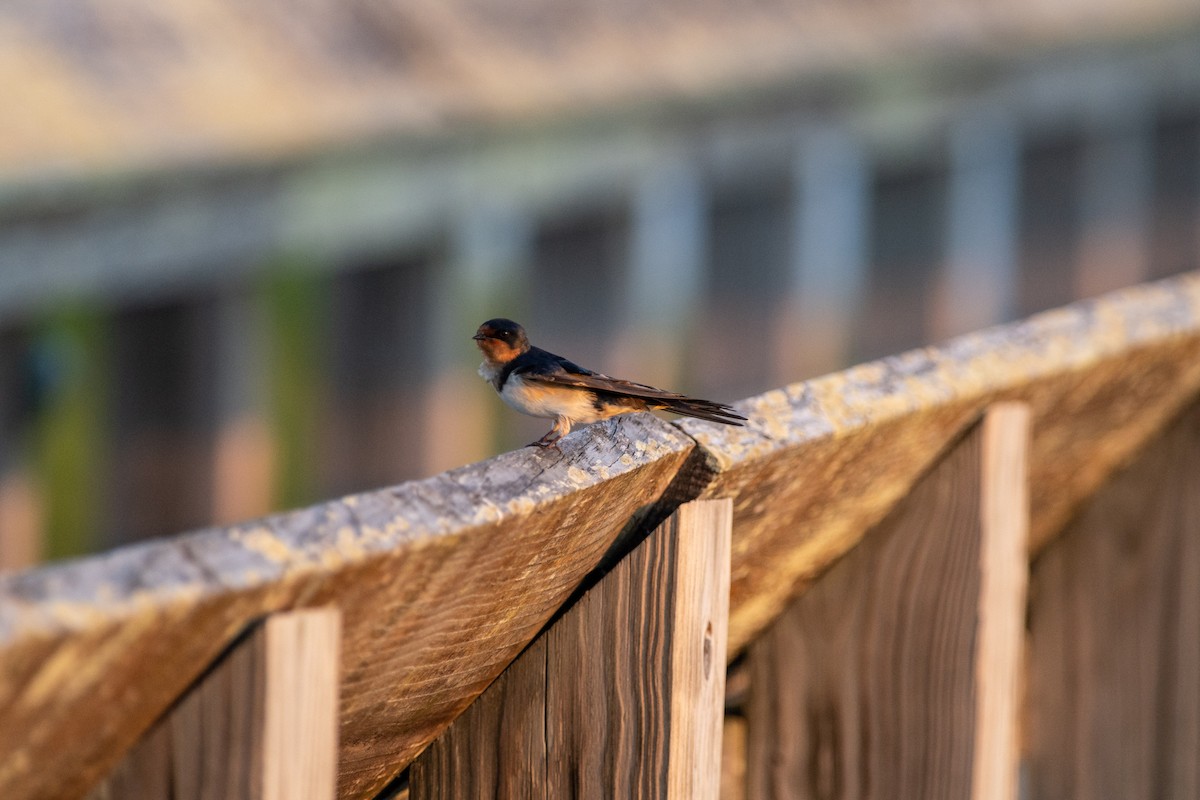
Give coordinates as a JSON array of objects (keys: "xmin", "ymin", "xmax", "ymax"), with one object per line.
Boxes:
[{"xmin": 657, "ymin": 397, "xmax": 746, "ymax": 426}]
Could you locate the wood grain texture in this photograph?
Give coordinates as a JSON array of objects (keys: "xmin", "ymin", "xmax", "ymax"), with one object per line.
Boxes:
[
  {"xmin": 973, "ymin": 405, "xmax": 1030, "ymax": 800},
  {"xmin": 89, "ymin": 607, "xmax": 340, "ymax": 800},
  {"xmin": 679, "ymin": 271, "xmax": 1200, "ymax": 655},
  {"xmin": 86, "ymin": 720, "xmax": 172, "ymax": 800},
  {"xmin": 0, "ymin": 414, "xmax": 695, "ymax": 800},
  {"xmin": 262, "ymin": 609, "xmax": 341, "ymax": 800},
  {"xmin": 408, "ymin": 635, "xmax": 550, "ymax": 799},
  {"xmin": 410, "ymin": 499, "xmax": 731, "ymax": 799},
  {"xmin": 666, "ymin": 500, "xmax": 731, "ymax": 800},
  {"xmin": 742, "ymin": 407, "xmax": 1028, "ymax": 800},
  {"xmin": 544, "ymin": 498, "xmax": 730, "ymax": 798},
  {"xmin": 721, "ymin": 717, "xmax": 747, "ymax": 800},
  {"xmin": 1026, "ymin": 396, "xmax": 1200, "ymax": 800}
]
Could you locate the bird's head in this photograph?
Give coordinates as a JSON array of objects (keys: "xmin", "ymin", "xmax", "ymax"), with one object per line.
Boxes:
[{"xmin": 473, "ymin": 318, "xmax": 530, "ymax": 363}]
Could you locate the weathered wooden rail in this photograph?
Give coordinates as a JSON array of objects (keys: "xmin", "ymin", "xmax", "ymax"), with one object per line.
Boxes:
[{"xmin": 2, "ymin": 272, "xmax": 1200, "ymax": 799}]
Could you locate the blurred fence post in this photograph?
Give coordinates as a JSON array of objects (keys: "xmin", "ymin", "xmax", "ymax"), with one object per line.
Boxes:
[
  {"xmin": 776, "ymin": 126, "xmax": 870, "ymax": 380},
  {"xmin": 1075, "ymin": 82, "xmax": 1153, "ymax": 298},
  {"xmin": 424, "ymin": 204, "xmax": 534, "ymax": 469},
  {"xmin": 0, "ymin": 332, "xmax": 40, "ymax": 570},
  {"xmin": 612, "ymin": 155, "xmax": 706, "ymax": 388},
  {"xmin": 934, "ymin": 111, "xmax": 1021, "ymax": 339},
  {"xmin": 211, "ymin": 287, "xmax": 275, "ymax": 525}
]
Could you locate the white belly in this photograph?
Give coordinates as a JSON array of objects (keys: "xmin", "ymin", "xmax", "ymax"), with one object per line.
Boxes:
[{"xmin": 500, "ymin": 373, "xmax": 607, "ymax": 424}]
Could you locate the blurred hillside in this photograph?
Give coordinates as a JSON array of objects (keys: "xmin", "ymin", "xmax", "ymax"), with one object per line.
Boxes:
[{"xmin": 2, "ymin": 0, "xmax": 1200, "ymax": 564}]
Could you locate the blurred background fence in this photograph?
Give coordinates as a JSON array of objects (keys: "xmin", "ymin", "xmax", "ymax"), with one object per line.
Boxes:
[{"xmin": 2, "ymin": 1, "xmax": 1200, "ymax": 563}]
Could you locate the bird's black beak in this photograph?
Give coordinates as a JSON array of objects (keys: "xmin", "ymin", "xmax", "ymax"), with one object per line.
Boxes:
[{"xmin": 472, "ymin": 333, "xmax": 489, "ymax": 341}]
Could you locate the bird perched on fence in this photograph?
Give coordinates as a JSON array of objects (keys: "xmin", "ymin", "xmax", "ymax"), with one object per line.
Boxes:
[{"xmin": 474, "ymin": 318, "xmax": 746, "ymax": 448}]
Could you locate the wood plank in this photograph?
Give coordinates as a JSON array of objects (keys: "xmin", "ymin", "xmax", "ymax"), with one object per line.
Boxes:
[
  {"xmin": 89, "ymin": 607, "xmax": 340, "ymax": 800},
  {"xmin": 742, "ymin": 405, "xmax": 1029, "ymax": 800},
  {"xmin": 0, "ymin": 414, "xmax": 695, "ymax": 800},
  {"xmin": 1026, "ymin": 396, "xmax": 1200, "ymax": 800},
  {"xmin": 665, "ymin": 500, "xmax": 732, "ymax": 799},
  {"xmin": 410, "ymin": 499, "xmax": 731, "ymax": 799},
  {"xmin": 721, "ymin": 716, "xmax": 747, "ymax": 800},
  {"xmin": 542, "ymin": 498, "xmax": 731, "ymax": 797},
  {"xmin": 0, "ymin": 469, "xmax": 41, "ymax": 572},
  {"xmin": 408, "ymin": 636, "xmax": 549, "ymax": 799},
  {"xmin": 261, "ymin": 609, "xmax": 341, "ymax": 800},
  {"xmin": 973, "ymin": 404, "xmax": 1030, "ymax": 800},
  {"xmin": 681, "ymin": 271, "xmax": 1200, "ymax": 655}
]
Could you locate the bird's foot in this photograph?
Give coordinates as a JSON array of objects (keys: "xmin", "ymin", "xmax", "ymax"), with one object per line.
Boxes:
[
  {"xmin": 527, "ymin": 418, "xmax": 570, "ymax": 451},
  {"xmin": 527, "ymin": 434, "xmax": 562, "ymax": 451}
]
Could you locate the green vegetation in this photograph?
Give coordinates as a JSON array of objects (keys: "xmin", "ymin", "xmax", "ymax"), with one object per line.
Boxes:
[
  {"xmin": 34, "ymin": 307, "xmax": 109, "ymax": 559},
  {"xmin": 262, "ymin": 261, "xmax": 328, "ymax": 511}
]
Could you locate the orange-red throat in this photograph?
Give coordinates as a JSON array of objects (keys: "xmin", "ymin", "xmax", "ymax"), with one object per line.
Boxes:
[{"xmin": 475, "ymin": 337, "xmax": 521, "ymax": 364}]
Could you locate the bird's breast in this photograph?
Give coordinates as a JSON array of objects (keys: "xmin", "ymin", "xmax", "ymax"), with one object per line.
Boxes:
[{"xmin": 500, "ymin": 374, "xmax": 605, "ymax": 422}]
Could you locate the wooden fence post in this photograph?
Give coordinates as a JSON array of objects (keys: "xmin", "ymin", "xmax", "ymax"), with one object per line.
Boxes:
[
  {"xmin": 973, "ymin": 404, "xmax": 1031, "ymax": 800},
  {"xmin": 741, "ymin": 403, "xmax": 1030, "ymax": 800},
  {"xmin": 88, "ymin": 607, "xmax": 341, "ymax": 800},
  {"xmin": 409, "ymin": 498, "xmax": 732, "ymax": 799},
  {"xmin": 1026, "ymin": 396, "xmax": 1200, "ymax": 800}
]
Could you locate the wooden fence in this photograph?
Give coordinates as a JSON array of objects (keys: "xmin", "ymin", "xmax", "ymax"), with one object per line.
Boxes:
[{"xmin": 2, "ymin": 272, "xmax": 1200, "ymax": 799}]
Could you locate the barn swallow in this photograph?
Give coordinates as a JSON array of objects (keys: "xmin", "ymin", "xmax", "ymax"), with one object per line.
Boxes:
[{"xmin": 474, "ymin": 318, "xmax": 746, "ymax": 448}]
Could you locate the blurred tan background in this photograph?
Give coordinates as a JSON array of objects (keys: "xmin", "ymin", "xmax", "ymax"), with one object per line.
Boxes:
[{"xmin": 2, "ymin": 0, "xmax": 1200, "ymax": 564}]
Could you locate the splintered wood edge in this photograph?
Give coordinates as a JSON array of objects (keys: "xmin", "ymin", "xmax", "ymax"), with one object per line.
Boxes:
[{"xmin": 0, "ymin": 412, "xmax": 694, "ymax": 644}]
